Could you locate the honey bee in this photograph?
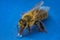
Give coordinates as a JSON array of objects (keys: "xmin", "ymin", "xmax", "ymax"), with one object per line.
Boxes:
[{"xmin": 17, "ymin": 1, "xmax": 50, "ymax": 37}]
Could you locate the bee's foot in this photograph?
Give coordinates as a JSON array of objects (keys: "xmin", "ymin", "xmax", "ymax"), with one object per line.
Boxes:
[
  {"xmin": 41, "ymin": 29, "xmax": 47, "ymax": 33},
  {"xmin": 17, "ymin": 33, "xmax": 22, "ymax": 38},
  {"xmin": 20, "ymin": 35, "xmax": 22, "ymax": 37}
]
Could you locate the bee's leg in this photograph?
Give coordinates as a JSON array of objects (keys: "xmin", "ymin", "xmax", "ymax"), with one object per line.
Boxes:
[
  {"xmin": 35, "ymin": 20, "xmax": 47, "ymax": 32},
  {"xmin": 27, "ymin": 25, "xmax": 31, "ymax": 33},
  {"xmin": 18, "ymin": 26, "xmax": 25, "ymax": 37},
  {"xmin": 20, "ymin": 27, "xmax": 25, "ymax": 35},
  {"xmin": 36, "ymin": 21, "xmax": 42, "ymax": 32},
  {"xmin": 39, "ymin": 20, "xmax": 47, "ymax": 32},
  {"xmin": 34, "ymin": 21, "xmax": 41, "ymax": 32}
]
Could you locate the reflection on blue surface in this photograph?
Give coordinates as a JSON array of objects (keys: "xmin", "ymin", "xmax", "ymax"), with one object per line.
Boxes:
[{"xmin": 0, "ymin": 0, "xmax": 60, "ymax": 40}]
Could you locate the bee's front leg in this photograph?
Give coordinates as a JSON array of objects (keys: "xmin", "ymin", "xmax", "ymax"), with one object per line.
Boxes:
[{"xmin": 18, "ymin": 26, "xmax": 25, "ymax": 37}]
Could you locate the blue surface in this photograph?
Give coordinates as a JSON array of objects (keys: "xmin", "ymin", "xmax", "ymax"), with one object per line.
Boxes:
[{"xmin": 0, "ymin": 0, "xmax": 60, "ymax": 40}]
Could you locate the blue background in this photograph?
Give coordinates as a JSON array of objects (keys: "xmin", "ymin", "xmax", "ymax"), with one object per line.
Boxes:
[{"xmin": 0, "ymin": 0, "xmax": 60, "ymax": 40}]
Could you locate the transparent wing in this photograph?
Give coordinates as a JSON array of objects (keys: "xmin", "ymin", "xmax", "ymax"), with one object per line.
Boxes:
[
  {"xmin": 32, "ymin": 1, "xmax": 50, "ymax": 12},
  {"xmin": 26, "ymin": 1, "xmax": 44, "ymax": 13},
  {"xmin": 39, "ymin": 1, "xmax": 44, "ymax": 6},
  {"xmin": 39, "ymin": 6, "xmax": 50, "ymax": 12},
  {"xmin": 31, "ymin": 1, "xmax": 44, "ymax": 10}
]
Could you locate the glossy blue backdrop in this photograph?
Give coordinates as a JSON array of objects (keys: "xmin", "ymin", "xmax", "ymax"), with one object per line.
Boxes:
[{"xmin": 0, "ymin": 0, "xmax": 60, "ymax": 40}]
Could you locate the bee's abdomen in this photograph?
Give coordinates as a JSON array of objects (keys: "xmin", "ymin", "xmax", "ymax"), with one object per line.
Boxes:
[
  {"xmin": 40, "ymin": 10, "xmax": 48, "ymax": 20},
  {"xmin": 36, "ymin": 10, "xmax": 48, "ymax": 20},
  {"xmin": 40, "ymin": 12, "xmax": 48, "ymax": 20}
]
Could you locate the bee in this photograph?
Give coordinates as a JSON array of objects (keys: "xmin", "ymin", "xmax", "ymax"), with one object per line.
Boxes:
[{"xmin": 17, "ymin": 1, "xmax": 50, "ymax": 37}]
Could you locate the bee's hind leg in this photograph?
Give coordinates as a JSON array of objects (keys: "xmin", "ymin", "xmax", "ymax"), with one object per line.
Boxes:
[
  {"xmin": 39, "ymin": 20, "xmax": 47, "ymax": 33},
  {"xmin": 35, "ymin": 20, "xmax": 47, "ymax": 32},
  {"xmin": 34, "ymin": 21, "xmax": 41, "ymax": 32}
]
